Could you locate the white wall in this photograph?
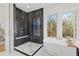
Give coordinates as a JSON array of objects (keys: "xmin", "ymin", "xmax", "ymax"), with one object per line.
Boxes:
[{"xmin": 9, "ymin": 3, "xmax": 14, "ymax": 53}]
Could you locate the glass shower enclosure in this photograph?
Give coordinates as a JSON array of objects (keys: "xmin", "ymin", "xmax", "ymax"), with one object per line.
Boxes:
[{"xmin": 14, "ymin": 4, "xmax": 43, "ymax": 56}]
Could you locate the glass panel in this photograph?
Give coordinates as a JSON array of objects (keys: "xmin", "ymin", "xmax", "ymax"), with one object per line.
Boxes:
[
  {"xmin": 31, "ymin": 9, "xmax": 43, "ymax": 55},
  {"xmin": 14, "ymin": 7, "xmax": 31, "ymax": 55},
  {"xmin": 47, "ymin": 14, "xmax": 57, "ymax": 37}
]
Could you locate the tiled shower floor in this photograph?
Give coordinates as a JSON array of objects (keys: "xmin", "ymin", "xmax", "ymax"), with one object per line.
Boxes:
[
  {"xmin": 14, "ymin": 42, "xmax": 43, "ymax": 55},
  {"xmin": 9, "ymin": 46, "xmax": 49, "ymax": 56}
]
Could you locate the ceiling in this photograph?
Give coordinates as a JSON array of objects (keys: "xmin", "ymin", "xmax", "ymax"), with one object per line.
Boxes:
[{"xmin": 15, "ymin": 3, "xmax": 56, "ymax": 12}]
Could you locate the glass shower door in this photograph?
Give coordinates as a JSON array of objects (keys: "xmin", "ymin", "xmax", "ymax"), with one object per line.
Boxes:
[{"xmin": 30, "ymin": 9, "xmax": 43, "ymax": 55}]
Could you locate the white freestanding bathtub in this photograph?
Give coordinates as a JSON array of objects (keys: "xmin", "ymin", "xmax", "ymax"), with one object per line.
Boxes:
[{"xmin": 43, "ymin": 38, "xmax": 76, "ymax": 56}]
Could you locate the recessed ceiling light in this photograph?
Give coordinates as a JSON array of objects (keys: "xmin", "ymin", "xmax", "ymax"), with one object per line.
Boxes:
[{"xmin": 27, "ymin": 4, "xmax": 30, "ymax": 8}]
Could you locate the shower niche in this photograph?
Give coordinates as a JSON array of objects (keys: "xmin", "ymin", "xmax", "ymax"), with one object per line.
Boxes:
[{"xmin": 14, "ymin": 5, "xmax": 43, "ymax": 56}]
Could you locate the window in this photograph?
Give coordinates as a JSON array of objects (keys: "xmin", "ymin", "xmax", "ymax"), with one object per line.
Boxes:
[
  {"xmin": 62, "ymin": 12, "xmax": 76, "ymax": 39},
  {"xmin": 47, "ymin": 14, "xmax": 57, "ymax": 37}
]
